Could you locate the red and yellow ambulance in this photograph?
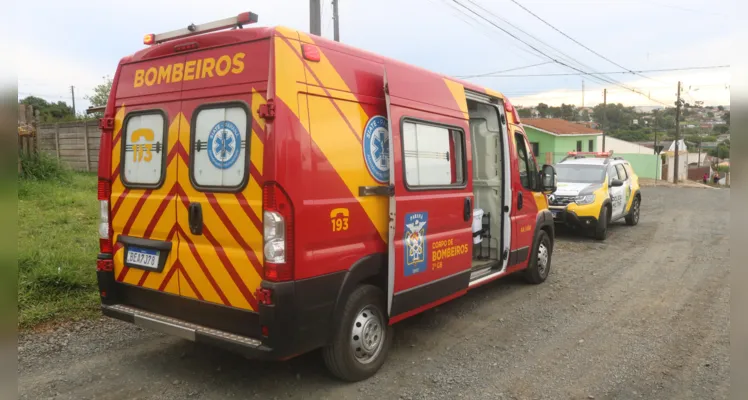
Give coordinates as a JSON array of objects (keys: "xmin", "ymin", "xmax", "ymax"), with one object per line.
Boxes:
[{"xmin": 95, "ymin": 12, "xmax": 558, "ymax": 381}]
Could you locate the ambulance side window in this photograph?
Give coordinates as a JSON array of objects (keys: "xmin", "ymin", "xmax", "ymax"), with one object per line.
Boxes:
[
  {"xmin": 122, "ymin": 110, "xmax": 167, "ymax": 188},
  {"xmin": 190, "ymin": 103, "xmax": 249, "ymax": 191},
  {"xmin": 402, "ymin": 120, "xmax": 466, "ymax": 188}
]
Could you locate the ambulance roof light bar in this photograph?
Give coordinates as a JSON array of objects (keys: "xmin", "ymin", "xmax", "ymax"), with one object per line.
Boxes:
[{"xmin": 144, "ymin": 12, "xmax": 259, "ymax": 45}]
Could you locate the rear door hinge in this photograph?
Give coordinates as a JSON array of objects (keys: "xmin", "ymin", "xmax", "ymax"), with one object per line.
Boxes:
[
  {"xmin": 258, "ymin": 99, "xmax": 276, "ymax": 121},
  {"xmin": 99, "ymin": 117, "xmax": 114, "ymax": 130}
]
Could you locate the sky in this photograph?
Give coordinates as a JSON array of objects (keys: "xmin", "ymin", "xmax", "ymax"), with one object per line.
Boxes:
[{"xmin": 14, "ymin": 0, "xmax": 731, "ymax": 114}]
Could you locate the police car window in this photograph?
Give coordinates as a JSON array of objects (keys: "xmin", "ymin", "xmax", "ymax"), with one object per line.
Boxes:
[
  {"xmin": 403, "ymin": 121, "xmax": 465, "ymax": 187},
  {"xmin": 191, "ymin": 105, "xmax": 248, "ymax": 189},
  {"xmin": 615, "ymin": 164, "xmax": 628, "ymax": 180},
  {"xmin": 122, "ymin": 111, "xmax": 166, "ymax": 187}
]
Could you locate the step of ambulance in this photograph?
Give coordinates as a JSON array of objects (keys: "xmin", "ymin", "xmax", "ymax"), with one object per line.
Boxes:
[
  {"xmin": 470, "ymin": 259, "xmax": 500, "ymax": 281},
  {"xmin": 101, "ymin": 304, "xmax": 262, "ymax": 349}
]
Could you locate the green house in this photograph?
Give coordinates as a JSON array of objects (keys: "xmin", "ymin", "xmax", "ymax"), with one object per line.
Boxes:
[{"xmin": 521, "ymin": 118, "xmax": 602, "ymax": 164}]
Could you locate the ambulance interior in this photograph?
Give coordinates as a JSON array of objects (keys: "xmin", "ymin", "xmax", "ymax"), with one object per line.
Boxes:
[{"xmin": 467, "ymin": 100, "xmax": 504, "ymax": 275}]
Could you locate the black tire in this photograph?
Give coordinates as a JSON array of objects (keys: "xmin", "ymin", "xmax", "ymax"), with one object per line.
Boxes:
[
  {"xmin": 625, "ymin": 196, "xmax": 640, "ymax": 226},
  {"xmin": 523, "ymin": 230, "xmax": 552, "ymax": 284},
  {"xmin": 594, "ymin": 205, "xmax": 609, "ymax": 241},
  {"xmin": 322, "ymin": 285, "xmax": 393, "ymax": 382}
]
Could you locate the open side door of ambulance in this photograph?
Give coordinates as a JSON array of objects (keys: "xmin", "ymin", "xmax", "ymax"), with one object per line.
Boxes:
[{"xmin": 383, "ymin": 69, "xmax": 475, "ymax": 322}]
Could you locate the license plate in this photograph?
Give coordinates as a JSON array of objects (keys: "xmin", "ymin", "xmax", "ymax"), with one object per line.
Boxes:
[{"xmin": 126, "ymin": 246, "xmax": 160, "ymax": 270}]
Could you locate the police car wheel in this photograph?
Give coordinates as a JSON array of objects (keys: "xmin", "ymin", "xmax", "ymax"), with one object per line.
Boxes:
[
  {"xmin": 625, "ymin": 197, "xmax": 640, "ymax": 226},
  {"xmin": 594, "ymin": 206, "xmax": 609, "ymax": 241},
  {"xmin": 523, "ymin": 230, "xmax": 552, "ymax": 284},
  {"xmin": 323, "ymin": 284, "xmax": 393, "ymax": 382}
]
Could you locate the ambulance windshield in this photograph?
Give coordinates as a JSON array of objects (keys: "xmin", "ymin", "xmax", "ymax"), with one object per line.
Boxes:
[{"xmin": 555, "ymin": 164, "xmax": 606, "ymax": 184}]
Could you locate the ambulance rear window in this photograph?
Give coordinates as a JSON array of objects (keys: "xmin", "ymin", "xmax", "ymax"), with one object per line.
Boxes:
[
  {"xmin": 402, "ymin": 120, "xmax": 466, "ymax": 188},
  {"xmin": 190, "ymin": 103, "xmax": 249, "ymax": 190},
  {"xmin": 122, "ymin": 111, "xmax": 167, "ymax": 188}
]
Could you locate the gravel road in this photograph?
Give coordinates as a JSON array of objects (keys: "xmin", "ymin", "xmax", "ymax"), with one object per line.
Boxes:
[{"xmin": 18, "ymin": 186, "xmax": 730, "ymax": 400}]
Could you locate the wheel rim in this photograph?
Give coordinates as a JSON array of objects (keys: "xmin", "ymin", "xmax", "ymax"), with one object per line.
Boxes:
[
  {"xmin": 633, "ymin": 199, "xmax": 640, "ymax": 222},
  {"xmin": 350, "ymin": 306, "xmax": 385, "ymax": 364},
  {"xmin": 537, "ymin": 242, "xmax": 549, "ymax": 276}
]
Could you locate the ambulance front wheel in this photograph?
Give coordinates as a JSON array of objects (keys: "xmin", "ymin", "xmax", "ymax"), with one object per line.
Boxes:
[{"xmin": 323, "ymin": 284, "xmax": 393, "ymax": 382}]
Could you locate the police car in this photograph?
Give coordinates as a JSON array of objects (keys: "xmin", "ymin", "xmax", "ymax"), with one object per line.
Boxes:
[{"xmin": 547, "ymin": 152, "xmax": 641, "ymax": 240}]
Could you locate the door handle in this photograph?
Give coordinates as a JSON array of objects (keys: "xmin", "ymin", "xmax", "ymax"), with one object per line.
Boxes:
[
  {"xmin": 464, "ymin": 197, "xmax": 472, "ymax": 222},
  {"xmin": 517, "ymin": 192, "xmax": 523, "ymax": 210},
  {"xmin": 189, "ymin": 203, "xmax": 203, "ymax": 235}
]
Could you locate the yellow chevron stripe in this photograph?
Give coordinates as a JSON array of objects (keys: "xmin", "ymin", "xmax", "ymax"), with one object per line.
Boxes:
[{"xmin": 443, "ymin": 78, "xmax": 469, "ymax": 120}]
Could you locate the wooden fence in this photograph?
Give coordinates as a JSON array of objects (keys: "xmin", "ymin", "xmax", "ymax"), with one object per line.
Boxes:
[{"xmin": 38, "ymin": 121, "xmax": 101, "ymax": 172}]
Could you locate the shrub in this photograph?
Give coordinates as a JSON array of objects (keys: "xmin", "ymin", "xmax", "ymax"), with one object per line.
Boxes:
[{"xmin": 19, "ymin": 152, "xmax": 70, "ymax": 182}]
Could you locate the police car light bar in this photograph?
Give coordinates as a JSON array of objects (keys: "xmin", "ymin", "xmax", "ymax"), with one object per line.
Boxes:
[
  {"xmin": 144, "ymin": 12, "xmax": 259, "ymax": 45},
  {"xmin": 566, "ymin": 151, "xmax": 614, "ymax": 158}
]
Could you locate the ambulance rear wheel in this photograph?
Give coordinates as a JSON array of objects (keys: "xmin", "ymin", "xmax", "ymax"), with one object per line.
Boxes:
[{"xmin": 323, "ymin": 284, "xmax": 393, "ymax": 382}]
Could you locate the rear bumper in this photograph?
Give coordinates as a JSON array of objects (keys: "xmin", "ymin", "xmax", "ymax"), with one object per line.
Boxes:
[{"xmin": 96, "ymin": 266, "xmax": 345, "ymax": 361}]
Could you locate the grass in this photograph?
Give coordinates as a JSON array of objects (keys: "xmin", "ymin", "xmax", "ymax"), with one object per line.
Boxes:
[{"xmin": 18, "ymin": 172, "xmax": 100, "ymax": 329}]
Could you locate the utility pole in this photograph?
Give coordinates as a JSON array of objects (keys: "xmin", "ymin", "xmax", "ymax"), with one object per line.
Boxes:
[
  {"xmin": 581, "ymin": 80, "xmax": 585, "ymax": 108},
  {"xmin": 310, "ymin": 0, "xmax": 322, "ymax": 36},
  {"xmin": 654, "ymin": 130, "xmax": 659, "ymax": 186},
  {"xmin": 332, "ymin": 0, "xmax": 340, "ymax": 42},
  {"xmin": 602, "ymin": 88, "xmax": 607, "ymax": 152},
  {"xmin": 70, "ymin": 86, "xmax": 76, "ymax": 116},
  {"xmin": 674, "ymin": 81, "xmax": 682, "ymax": 184}
]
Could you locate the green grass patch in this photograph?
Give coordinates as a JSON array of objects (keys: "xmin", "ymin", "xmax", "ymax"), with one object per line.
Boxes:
[{"xmin": 18, "ymin": 172, "xmax": 100, "ymax": 329}]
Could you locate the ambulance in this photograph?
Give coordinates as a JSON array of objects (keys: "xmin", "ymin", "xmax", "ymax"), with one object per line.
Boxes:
[{"xmin": 95, "ymin": 12, "xmax": 559, "ymax": 381}]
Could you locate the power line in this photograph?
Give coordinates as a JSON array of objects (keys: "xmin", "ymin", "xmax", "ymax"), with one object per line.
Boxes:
[
  {"xmin": 475, "ymin": 65, "xmax": 731, "ymax": 77},
  {"xmin": 455, "ymin": 61, "xmax": 554, "ymax": 78},
  {"xmin": 451, "ymin": 0, "xmax": 670, "ymax": 105},
  {"xmin": 508, "ymin": 0, "xmax": 662, "ymax": 84}
]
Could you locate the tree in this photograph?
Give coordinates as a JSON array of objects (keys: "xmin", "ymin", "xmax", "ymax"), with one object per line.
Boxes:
[
  {"xmin": 559, "ymin": 103, "xmax": 578, "ymax": 121},
  {"xmin": 536, "ymin": 103, "xmax": 550, "ymax": 118},
  {"xmin": 722, "ymin": 111, "xmax": 730, "ymax": 125},
  {"xmin": 713, "ymin": 124, "xmax": 729, "ymax": 134},
  {"xmin": 19, "ymin": 96, "xmax": 75, "ymax": 122},
  {"xmin": 517, "ymin": 108, "xmax": 532, "ymax": 118},
  {"xmin": 717, "ymin": 105, "xmax": 725, "ymax": 111},
  {"xmin": 708, "ymin": 139, "xmax": 729, "ymax": 159},
  {"xmin": 85, "ymin": 76, "xmax": 113, "ymax": 117},
  {"xmin": 707, "ymin": 111, "xmax": 714, "ymax": 118},
  {"xmin": 580, "ymin": 109, "xmax": 590, "ymax": 122}
]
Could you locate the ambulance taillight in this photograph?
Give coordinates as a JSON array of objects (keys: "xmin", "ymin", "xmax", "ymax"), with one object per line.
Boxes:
[
  {"xmin": 97, "ymin": 179, "xmax": 113, "ymax": 255},
  {"xmin": 262, "ymin": 182, "xmax": 294, "ymax": 282}
]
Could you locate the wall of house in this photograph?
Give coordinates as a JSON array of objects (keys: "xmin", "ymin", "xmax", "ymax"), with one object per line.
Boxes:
[
  {"xmin": 664, "ymin": 151, "xmax": 689, "ymax": 183},
  {"xmin": 554, "ymin": 135, "xmax": 598, "ymax": 153},
  {"xmin": 597, "ymin": 136, "xmax": 653, "ymax": 154},
  {"xmin": 524, "ymin": 126, "xmax": 556, "ymax": 156},
  {"xmin": 618, "ymin": 153, "xmax": 661, "ymax": 179}
]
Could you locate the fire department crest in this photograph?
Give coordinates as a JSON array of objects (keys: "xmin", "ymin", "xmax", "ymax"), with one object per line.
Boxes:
[
  {"xmin": 404, "ymin": 212, "xmax": 428, "ymax": 276},
  {"xmin": 207, "ymin": 120, "xmax": 242, "ymax": 170},
  {"xmin": 362, "ymin": 115, "xmax": 390, "ymax": 183}
]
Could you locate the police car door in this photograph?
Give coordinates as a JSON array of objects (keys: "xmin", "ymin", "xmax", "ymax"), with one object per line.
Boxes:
[
  {"xmin": 608, "ymin": 164, "xmax": 626, "ymax": 220},
  {"xmin": 383, "ymin": 69, "xmax": 474, "ymax": 321}
]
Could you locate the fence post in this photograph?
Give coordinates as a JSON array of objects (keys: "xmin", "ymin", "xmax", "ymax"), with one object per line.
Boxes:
[
  {"xmin": 83, "ymin": 122, "xmax": 91, "ymax": 172},
  {"xmin": 55, "ymin": 123, "xmax": 61, "ymax": 161}
]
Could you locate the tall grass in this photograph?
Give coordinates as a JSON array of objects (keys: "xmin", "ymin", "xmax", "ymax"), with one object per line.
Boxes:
[
  {"xmin": 18, "ymin": 172, "xmax": 99, "ymax": 328},
  {"xmin": 19, "ymin": 152, "xmax": 70, "ymax": 182}
]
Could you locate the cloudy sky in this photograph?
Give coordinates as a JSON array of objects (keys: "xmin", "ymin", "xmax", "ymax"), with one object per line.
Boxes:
[{"xmin": 16, "ymin": 0, "xmax": 731, "ymax": 113}]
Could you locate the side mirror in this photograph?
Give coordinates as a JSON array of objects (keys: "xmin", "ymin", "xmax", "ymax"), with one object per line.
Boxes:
[
  {"xmin": 539, "ymin": 164, "xmax": 557, "ymax": 194},
  {"xmin": 610, "ymin": 179, "xmax": 624, "ymax": 187}
]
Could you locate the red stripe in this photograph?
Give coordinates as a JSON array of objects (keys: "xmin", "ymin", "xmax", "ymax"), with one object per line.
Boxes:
[
  {"xmin": 204, "ymin": 193, "xmax": 263, "ymax": 277},
  {"xmin": 201, "ymin": 225, "xmax": 259, "ymax": 310},
  {"xmin": 143, "ymin": 189, "xmax": 176, "ymax": 238},
  {"xmin": 279, "ymin": 36, "xmax": 362, "ymax": 144},
  {"xmin": 112, "ymin": 129, "xmax": 122, "ymax": 147},
  {"xmin": 168, "ymin": 141, "xmax": 189, "ymax": 165},
  {"xmin": 178, "ymin": 263, "xmax": 204, "ymax": 300},
  {"xmin": 111, "ymin": 188, "xmax": 129, "ymax": 217},
  {"xmin": 249, "ymin": 164, "xmax": 264, "ymax": 187},
  {"xmin": 175, "ymin": 224, "xmax": 231, "ymax": 306},
  {"xmin": 389, "ymin": 290, "xmax": 467, "ymax": 325},
  {"xmin": 235, "ymin": 191, "xmax": 263, "ymax": 234},
  {"xmin": 122, "ymin": 190, "xmax": 153, "ymax": 235},
  {"xmin": 111, "ymin": 167, "xmax": 120, "ymax": 184},
  {"xmin": 157, "ymin": 262, "xmax": 179, "ymax": 291},
  {"xmin": 137, "ymin": 271, "xmax": 150, "ymax": 286},
  {"xmin": 251, "ymin": 118, "xmax": 266, "ymax": 144}
]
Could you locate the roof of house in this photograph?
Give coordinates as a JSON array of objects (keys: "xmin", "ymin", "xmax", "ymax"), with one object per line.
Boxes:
[{"xmin": 522, "ymin": 118, "xmax": 602, "ymax": 136}]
